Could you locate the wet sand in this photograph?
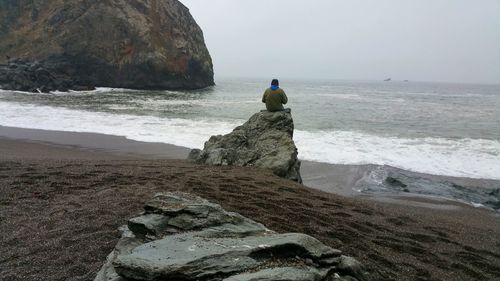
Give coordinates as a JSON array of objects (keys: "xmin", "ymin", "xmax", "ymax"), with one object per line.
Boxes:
[
  {"xmin": 3, "ymin": 126, "xmax": 498, "ymax": 205},
  {"xmin": 1, "ymin": 126, "xmax": 499, "ymax": 281},
  {"xmin": 301, "ymin": 160, "xmax": 500, "ymax": 210},
  {"xmin": 0, "ymin": 126, "xmax": 190, "ymax": 159}
]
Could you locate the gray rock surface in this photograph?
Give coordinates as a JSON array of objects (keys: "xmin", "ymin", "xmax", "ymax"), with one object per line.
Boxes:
[
  {"xmin": 0, "ymin": 0, "xmax": 214, "ymax": 91},
  {"xmin": 222, "ymin": 267, "xmax": 329, "ymax": 281},
  {"xmin": 337, "ymin": 256, "xmax": 366, "ymax": 280},
  {"xmin": 0, "ymin": 59, "xmax": 96, "ymax": 93},
  {"xmin": 95, "ymin": 192, "xmax": 367, "ymax": 281},
  {"xmin": 189, "ymin": 111, "xmax": 303, "ymax": 183}
]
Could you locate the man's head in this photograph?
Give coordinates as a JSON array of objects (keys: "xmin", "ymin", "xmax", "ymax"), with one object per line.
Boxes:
[{"xmin": 271, "ymin": 79, "xmax": 279, "ymax": 86}]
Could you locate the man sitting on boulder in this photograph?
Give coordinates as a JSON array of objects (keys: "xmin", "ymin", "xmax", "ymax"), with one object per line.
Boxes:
[{"xmin": 262, "ymin": 79, "xmax": 289, "ymax": 112}]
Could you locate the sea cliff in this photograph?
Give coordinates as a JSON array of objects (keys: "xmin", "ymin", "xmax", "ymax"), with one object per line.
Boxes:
[{"xmin": 0, "ymin": 0, "xmax": 214, "ymax": 91}]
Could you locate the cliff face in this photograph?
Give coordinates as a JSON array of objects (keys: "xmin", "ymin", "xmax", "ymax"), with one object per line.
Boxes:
[{"xmin": 0, "ymin": 0, "xmax": 214, "ymax": 90}]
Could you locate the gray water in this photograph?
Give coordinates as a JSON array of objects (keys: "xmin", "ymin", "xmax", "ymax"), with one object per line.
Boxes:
[
  {"xmin": 0, "ymin": 78, "xmax": 499, "ymax": 180},
  {"xmin": 2, "ymin": 78, "xmax": 499, "ymax": 139}
]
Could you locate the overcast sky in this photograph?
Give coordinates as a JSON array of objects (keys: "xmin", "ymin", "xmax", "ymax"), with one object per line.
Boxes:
[{"xmin": 180, "ymin": 0, "xmax": 500, "ymax": 84}]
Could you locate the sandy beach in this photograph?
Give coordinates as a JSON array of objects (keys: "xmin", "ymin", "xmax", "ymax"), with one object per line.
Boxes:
[{"xmin": 1, "ymin": 126, "xmax": 499, "ymax": 281}]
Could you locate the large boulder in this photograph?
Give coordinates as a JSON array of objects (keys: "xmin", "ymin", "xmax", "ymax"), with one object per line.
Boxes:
[
  {"xmin": 189, "ymin": 111, "xmax": 303, "ymax": 183},
  {"xmin": 0, "ymin": 0, "xmax": 214, "ymax": 91},
  {"xmin": 94, "ymin": 192, "xmax": 368, "ymax": 281}
]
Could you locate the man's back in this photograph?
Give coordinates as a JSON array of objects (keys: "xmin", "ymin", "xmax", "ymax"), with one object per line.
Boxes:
[{"xmin": 262, "ymin": 87, "xmax": 288, "ymax": 112}]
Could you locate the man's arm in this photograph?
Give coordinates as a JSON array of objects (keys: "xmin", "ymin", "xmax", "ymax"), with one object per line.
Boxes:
[
  {"xmin": 281, "ymin": 90, "xmax": 288, "ymax": 104},
  {"xmin": 262, "ymin": 90, "xmax": 268, "ymax": 103}
]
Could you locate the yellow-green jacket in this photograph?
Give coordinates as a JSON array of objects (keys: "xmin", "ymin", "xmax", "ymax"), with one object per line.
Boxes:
[{"xmin": 262, "ymin": 88, "xmax": 288, "ymax": 112}]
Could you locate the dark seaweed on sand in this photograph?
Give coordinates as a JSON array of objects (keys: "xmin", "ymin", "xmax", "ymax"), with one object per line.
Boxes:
[{"xmin": 1, "ymin": 156, "xmax": 500, "ymax": 281}]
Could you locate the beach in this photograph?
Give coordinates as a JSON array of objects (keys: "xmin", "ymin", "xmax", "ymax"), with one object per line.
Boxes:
[
  {"xmin": 2, "ymin": 1, "xmax": 499, "ymax": 280},
  {"xmin": 1, "ymin": 126, "xmax": 499, "ymax": 281}
]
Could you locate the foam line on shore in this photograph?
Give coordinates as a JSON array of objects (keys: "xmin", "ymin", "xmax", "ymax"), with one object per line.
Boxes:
[
  {"xmin": 295, "ymin": 130, "xmax": 500, "ymax": 180},
  {"xmin": 1, "ymin": 101, "xmax": 499, "ymax": 180}
]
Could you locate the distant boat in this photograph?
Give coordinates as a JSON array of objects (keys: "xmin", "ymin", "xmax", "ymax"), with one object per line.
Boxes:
[
  {"xmin": 404, "ymin": 80, "xmax": 409, "ymax": 82},
  {"xmin": 384, "ymin": 78, "xmax": 391, "ymax": 82}
]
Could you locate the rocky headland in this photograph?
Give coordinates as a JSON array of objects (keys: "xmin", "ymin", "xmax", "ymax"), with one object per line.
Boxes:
[
  {"xmin": 189, "ymin": 111, "xmax": 303, "ymax": 183},
  {"xmin": 95, "ymin": 192, "xmax": 367, "ymax": 281},
  {"xmin": 0, "ymin": 0, "xmax": 214, "ymax": 92}
]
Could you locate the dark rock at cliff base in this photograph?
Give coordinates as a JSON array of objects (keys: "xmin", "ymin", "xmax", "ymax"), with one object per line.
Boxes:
[
  {"xmin": 0, "ymin": 60, "xmax": 95, "ymax": 92},
  {"xmin": 385, "ymin": 176, "xmax": 407, "ymax": 188},
  {"xmin": 189, "ymin": 111, "xmax": 302, "ymax": 183},
  {"xmin": 0, "ymin": 0, "xmax": 214, "ymax": 91},
  {"xmin": 95, "ymin": 192, "xmax": 368, "ymax": 281}
]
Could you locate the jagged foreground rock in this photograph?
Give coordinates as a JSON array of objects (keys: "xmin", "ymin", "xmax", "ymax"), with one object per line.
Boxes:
[
  {"xmin": 0, "ymin": 0, "xmax": 214, "ymax": 92},
  {"xmin": 189, "ymin": 111, "xmax": 303, "ymax": 183},
  {"xmin": 95, "ymin": 192, "xmax": 368, "ymax": 281}
]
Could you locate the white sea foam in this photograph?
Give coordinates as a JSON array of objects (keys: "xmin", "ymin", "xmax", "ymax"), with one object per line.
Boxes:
[
  {"xmin": 87, "ymin": 87, "xmax": 140, "ymax": 93},
  {"xmin": 0, "ymin": 101, "xmax": 240, "ymax": 149},
  {"xmin": 0, "ymin": 87, "xmax": 137, "ymax": 96},
  {"xmin": 295, "ymin": 130, "xmax": 500, "ymax": 180},
  {"xmin": 1, "ymin": 101, "xmax": 499, "ymax": 180},
  {"xmin": 471, "ymin": 202, "xmax": 486, "ymax": 208}
]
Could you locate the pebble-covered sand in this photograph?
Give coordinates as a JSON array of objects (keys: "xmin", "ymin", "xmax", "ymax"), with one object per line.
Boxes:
[{"xmin": 1, "ymin": 137, "xmax": 499, "ymax": 281}]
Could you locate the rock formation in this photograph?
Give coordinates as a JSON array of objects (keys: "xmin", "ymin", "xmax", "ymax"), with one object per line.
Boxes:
[
  {"xmin": 95, "ymin": 192, "xmax": 368, "ymax": 281},
  {"xmin": 0, "ymin": 59, "xmax": 96, "ymax": 92},
  {"xmin": 0, "ymin": 0, "xmax": 214, "ymax": 92},
  {"xmin": 189, "ymin": 111, "xmax": 303, "ymax": 183}
]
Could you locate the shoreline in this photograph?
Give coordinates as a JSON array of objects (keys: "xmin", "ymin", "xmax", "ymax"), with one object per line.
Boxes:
[
  {"xmin": 1, "ymin": 128, "xmax": 499, "ymax": 280},
  {"xmin": 0, "ymin": 125, "xmax": 190, "ymax": 160},
  {"xmin": 0, "ymin": 127, "xmax": 500, "ymax": 281},
  {"xmin": 1, "ymin": 125, "xmax": 499, "ymax": 212}
]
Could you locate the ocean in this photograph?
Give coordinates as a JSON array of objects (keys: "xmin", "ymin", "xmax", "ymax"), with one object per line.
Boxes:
[{"xmin": 1, "ymin": 78, "xmax": 499, "ymax": 180}]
